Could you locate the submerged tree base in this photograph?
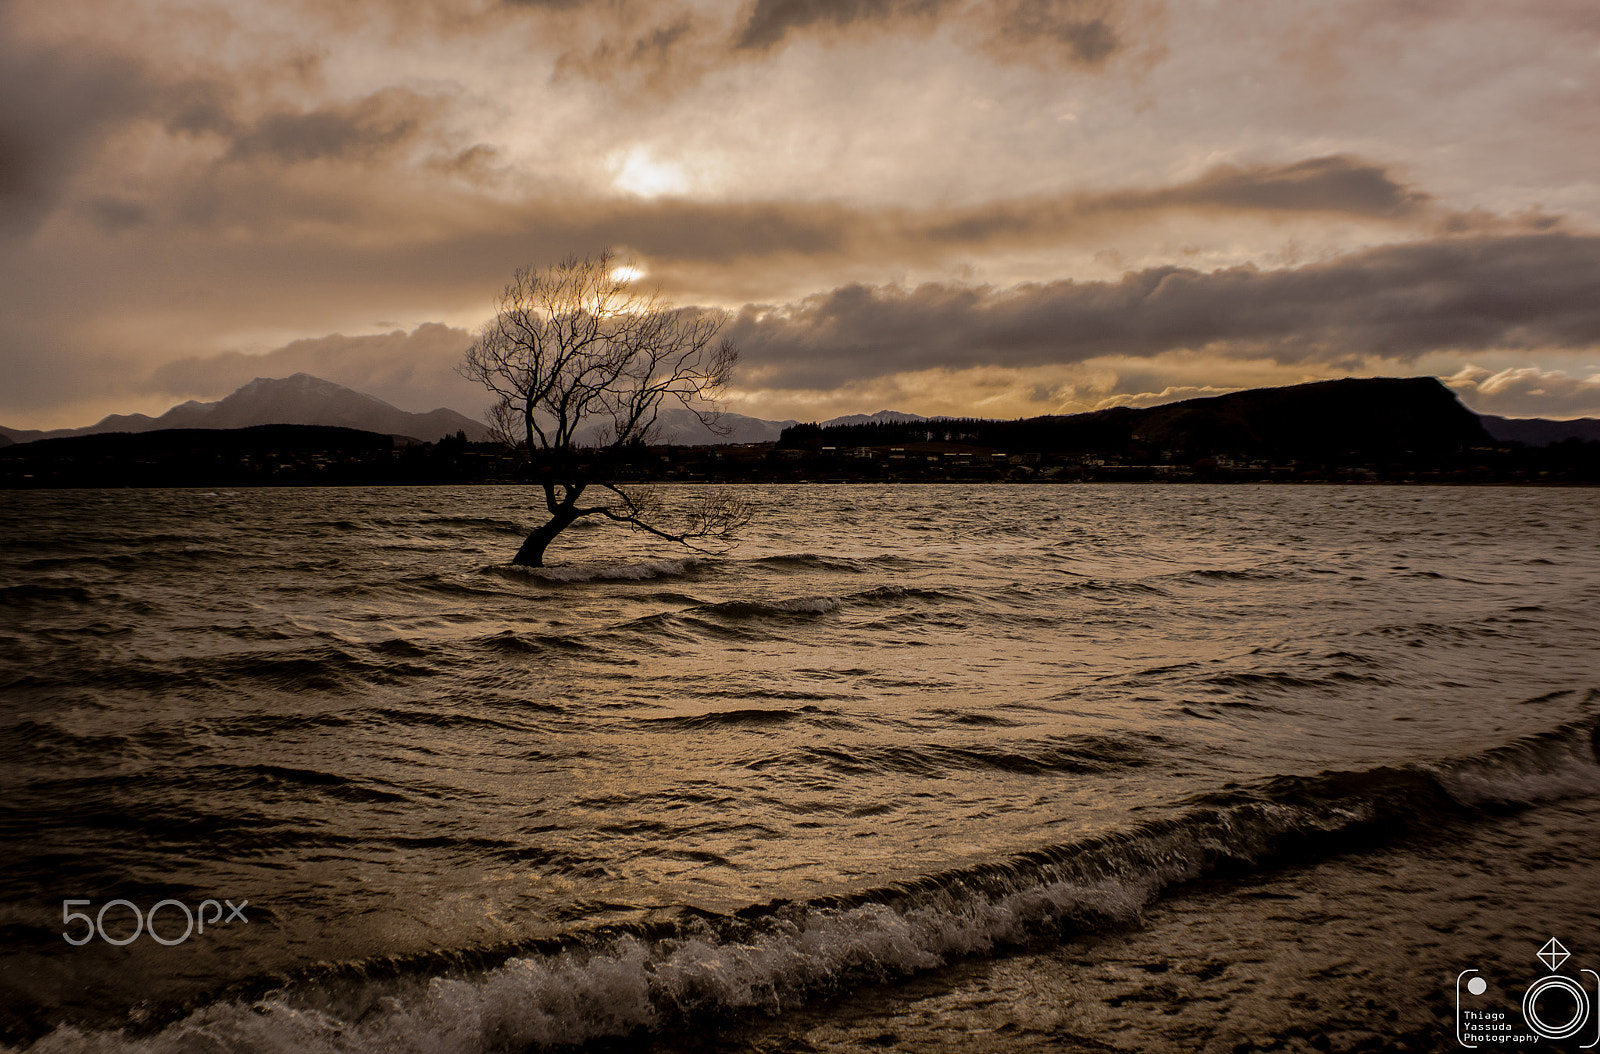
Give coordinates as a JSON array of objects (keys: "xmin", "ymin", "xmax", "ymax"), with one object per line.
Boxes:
[{"xmin": 512, "ymin": 514, "xmax": 576, "ymax": 567}]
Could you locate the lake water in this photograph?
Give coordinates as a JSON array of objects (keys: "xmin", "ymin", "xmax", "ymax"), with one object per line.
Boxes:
[{"xmin": 2, "ymin": 483, "xmax": 1598, "ymax": 1053}]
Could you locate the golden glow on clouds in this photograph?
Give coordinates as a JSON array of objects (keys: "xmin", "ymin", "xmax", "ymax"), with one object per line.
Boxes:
[
  {"xmin": 727, "ymin": 356, "xmax": 1313, "ymax": 422},
  {"xmin": 611, "ymin": 147, "xmax": 691, "ymax": 198},
  {"xmin": 1, "ymin": 0, "xmax": 1598, "ymax": 424}
]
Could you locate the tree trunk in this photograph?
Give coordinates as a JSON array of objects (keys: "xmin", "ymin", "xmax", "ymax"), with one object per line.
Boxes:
[{"xmin": 512, "ymin": 513, "xmax": 576, "ymax": 567}]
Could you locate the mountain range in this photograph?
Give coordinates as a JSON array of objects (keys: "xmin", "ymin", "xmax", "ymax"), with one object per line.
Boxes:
[
  {"xmin": 0, "ymin": 375, "xmax": 490, "ymax": 447},
  {"xmin": 0, "ymin": 373, "xmax": 1594, "ymax": 450},
  {"xmin": 0, "ymin": 375, "xmax": 923, "ymax": 448},
  {"xmin": 1476, "ymin": 414, "xmax": 1600, "ymax": 446}
]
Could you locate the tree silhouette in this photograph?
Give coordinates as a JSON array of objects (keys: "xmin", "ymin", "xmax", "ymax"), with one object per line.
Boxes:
[{"xmin": 460, "ymin": 251, "xmax": 753, "ymax": 567}]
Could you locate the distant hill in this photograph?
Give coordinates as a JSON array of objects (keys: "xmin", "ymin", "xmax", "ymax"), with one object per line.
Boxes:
[
  {"xmin": 629, "ymin": 408, "xmax": 924, "ymax": 445},
  {"xmin": 0, "ymin": 424, "xmax": 410, "ymax": 488},
  {"xmin": 4, "ymin": 423, "xmax": 396, "ymax": 458},
  {"xmin": 782, "ymin": 377, "xmax": 1494, "ymax": 459},
  {"xmin": 1117, "ymin": 376, "xmax": 1491, "ymax": 456},
  {"xmin": 633, "ymin": 407, "xmax": 799, "ymax": 445},
  {"xmin": 816, "ymin": 410, "xmax": 928, "ymax": 428},
  {"xmin": 1477, "ymin": 414, "xmax": 1600, "ymax": 446},
  {"xmin": 0, "ymin": 374, "xmax": 491, "ymax": 445}
]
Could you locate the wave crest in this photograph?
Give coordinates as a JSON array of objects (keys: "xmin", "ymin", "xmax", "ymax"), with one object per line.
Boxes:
[{"xmin": 17, "ymin": 717, "xmax": 1599, "ymax": 1054}]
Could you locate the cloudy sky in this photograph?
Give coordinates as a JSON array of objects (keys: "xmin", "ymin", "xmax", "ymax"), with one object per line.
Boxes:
[{"xmin": 2, "ymin": 0, "xmax": 1598, "ymax": 429}]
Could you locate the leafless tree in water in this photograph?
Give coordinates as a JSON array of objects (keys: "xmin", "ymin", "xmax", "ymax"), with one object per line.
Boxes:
[{"xmin": 460, "ymin": 250, "xmax": 754, "ymax": 567}]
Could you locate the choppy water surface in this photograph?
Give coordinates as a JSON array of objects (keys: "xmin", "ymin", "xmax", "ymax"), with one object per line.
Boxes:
[{"xmin": 1, "ymin": 484, "xmax": 1597, "ymax": 1053}]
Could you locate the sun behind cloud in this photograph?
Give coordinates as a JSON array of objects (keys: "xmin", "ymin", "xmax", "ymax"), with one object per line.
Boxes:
[{"xmin": 611, "ymin": 146, "xmax": 691, "ymax": 198}]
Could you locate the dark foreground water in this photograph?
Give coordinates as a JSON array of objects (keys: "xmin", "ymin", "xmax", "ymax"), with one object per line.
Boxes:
[{"xmin": 1, "ymin": 484, "xmax": 1597, "ymax": 1053}]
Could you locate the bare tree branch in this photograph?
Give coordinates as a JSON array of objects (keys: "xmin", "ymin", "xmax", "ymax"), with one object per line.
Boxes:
[
  {"xmin": 458, "ymin": 250, "xmax": 756, "ymax": 567},
  {"xmin": 576, "ymin": 482, "xmax": 754, "ymax": 555}
]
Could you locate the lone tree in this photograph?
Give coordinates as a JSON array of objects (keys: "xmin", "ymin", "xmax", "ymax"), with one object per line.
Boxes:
[{"xmin": 460, "ymin": 251, "xmax": 754, "ymax": 567}]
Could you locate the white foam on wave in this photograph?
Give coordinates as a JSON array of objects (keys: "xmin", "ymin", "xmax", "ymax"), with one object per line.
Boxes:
[
  {"xmin": 1432, "ymin": 725, "xmax": 1600, "ymax": 807},
  {"xmin": 11, "ymin": 878, "xmax": 1151, "ymax": 1054}
]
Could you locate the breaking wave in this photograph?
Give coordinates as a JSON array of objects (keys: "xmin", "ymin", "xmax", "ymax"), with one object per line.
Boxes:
[{"xmin": 16, "ymin": 716, "xmax": 1599, "ymax": 1054}]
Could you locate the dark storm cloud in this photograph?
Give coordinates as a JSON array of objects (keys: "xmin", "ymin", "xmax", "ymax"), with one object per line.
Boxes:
[
  {"xmin": 735, "ymin": 0, "xmax": 946, "ymax": 50},
  {"xmin": 981, "ymin": 0, "xmax": 1120, "ymax": 64},
  {"xmin": 734, "ymin": 0, "xmax": 1126, "ymax": 65},
  {"xmin": 165, "ymin": 93, "xmax": 239, "ymax": 138},
  {"xmin": 0, "ymin": 42, "xmax": 155, "ymax": 234},
  {"xmin": 86, "ymin": 196, "xmax": 149, "ymax": 231},
  {"xmin": 726, "ymin": 233, "xmax": 1600, "ymax": 388},
  {"xmin": 0, "ymin": 23, "xmax": 442, "ymax": 237},
  {"xmin": 224, "ymin": 89, "xmax": 436, "ymax": 164},
  {"xmin": 921, "ymin": 155, "xmax": 1440, "ymax": 244},
  {"xmin": 1150, "ymin": 155, "xmax": 1431, "ymax": 218},
  {"xmin": 550, "ymin": 16, "xmax": 700, "ymax": 89}
]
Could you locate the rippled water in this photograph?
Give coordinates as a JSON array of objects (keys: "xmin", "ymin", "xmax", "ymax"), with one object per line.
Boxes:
[{"xmin": 1, "ymin": 484, "xmax": 1597, "ymax": 1052}]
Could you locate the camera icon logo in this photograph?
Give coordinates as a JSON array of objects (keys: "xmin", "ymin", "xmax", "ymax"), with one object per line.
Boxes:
[{"xmin": 1457, "ymin": 940, "xmax": 1600, "ymax": 1048}]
